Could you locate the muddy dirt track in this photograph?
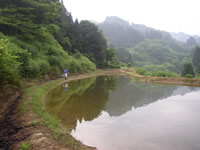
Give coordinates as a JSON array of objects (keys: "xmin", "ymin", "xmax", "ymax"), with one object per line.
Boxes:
[{"xmin": 0, "ymin": 93, "xmax": 31, "ymax": 150}]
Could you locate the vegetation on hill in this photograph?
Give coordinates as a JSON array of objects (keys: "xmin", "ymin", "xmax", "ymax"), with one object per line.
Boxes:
[
  {"xmin": 128, "ymin": 39, "xmax": 191, "ymax": 73},
  {"xmin": 0, "ymin": 0, "xmax": 120, "ymax": 91},
  {"xmin": 99, "ymin": 16, "xmax": 194, "ymax": 74},
  {"xmin": 181, "ymin": 63, "xmax": 195, "ymax": 77},
  {"xmin": 192, "ymin": 46, "xmax": 200, "ymax": 73}
]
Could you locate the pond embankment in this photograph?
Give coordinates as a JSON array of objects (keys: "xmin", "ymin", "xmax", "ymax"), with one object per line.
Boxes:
[{"xmin": 0, "ymin": 69, "xmax": 200, "ymax": 150}]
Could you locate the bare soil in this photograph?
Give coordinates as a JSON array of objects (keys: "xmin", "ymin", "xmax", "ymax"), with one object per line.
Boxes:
[
  {"xmin": 0, "ymin": 92, "xmax": 31, "ymax": 150},
  {"xmin": 121, "ymin": 69, "xmax": 200, "ymax": 87}
]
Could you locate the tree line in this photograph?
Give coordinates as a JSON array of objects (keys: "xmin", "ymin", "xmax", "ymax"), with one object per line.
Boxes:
[{"xmin": 0, "ymin": 0, "xmax": 120, "ymax": 91}]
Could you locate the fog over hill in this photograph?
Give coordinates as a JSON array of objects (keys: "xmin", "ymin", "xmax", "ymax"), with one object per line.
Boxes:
[
  {"xmin": 96, "ymin": 16, "xmax": 197, "ymax": 74},
  {"xmin": 92, "ymin": 16, "xmax": 200, "ymax": 45}
]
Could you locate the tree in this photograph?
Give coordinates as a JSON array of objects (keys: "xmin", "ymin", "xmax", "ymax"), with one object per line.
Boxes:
[
  {"xmin": 105, "ymin": 48, "xmax": 120, "ymax": 68},
  {"xmin": 68, "ymin": 19, "xmax": 83, "ymax": 53},
  {"xmin": 0, "ymin": 0, "xmax": 60, "ymax": 39},
  {"xmin": 186, "ymin": 36, "xmax": 196, "ymax": 47},
  {"xmin": 192, "ymin": 46, "xmax": 200, "ymax": 73},
  {"xmin": 181, "ymin": 63, "xmax": 195, "ymax": 77},
  {"xmin": 80, "ymin": 20, "xmax": 107, "ymax": 68}
]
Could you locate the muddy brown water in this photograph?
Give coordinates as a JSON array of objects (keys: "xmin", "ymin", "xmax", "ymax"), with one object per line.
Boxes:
[{"xmin": 45, "ymin": 76, "xmax": 200, "ymax": 150}]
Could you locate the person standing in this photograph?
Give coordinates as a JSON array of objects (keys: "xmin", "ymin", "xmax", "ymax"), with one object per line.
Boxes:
[{"xmin": 64, "ymin": 69, "xmax": 68, "ymax": 80}]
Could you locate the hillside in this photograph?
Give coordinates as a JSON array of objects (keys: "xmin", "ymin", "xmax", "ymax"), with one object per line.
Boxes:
[
  {"xmin": 0, "ymin": 0, "xmax": 120, "ymax": 91},
  {"xmin": 99, "ymin": 16, "xmax": 194, "ymax": 73}
]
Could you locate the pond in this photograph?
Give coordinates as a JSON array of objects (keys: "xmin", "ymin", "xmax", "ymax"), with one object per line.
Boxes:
[{"xmin": 45, "ymin": 76, "xmax": 200, "ymax": 150}]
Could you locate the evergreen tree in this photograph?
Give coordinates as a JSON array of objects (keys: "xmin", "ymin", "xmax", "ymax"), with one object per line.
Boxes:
[
  {"xmin": 192, "ymin": 46, "xmax": 200, "ymax": 73},
  {"xmin": 80, "ymin": 21, "xmax": 107, "ymax": 68},
  {"xmin": 68, "ymin": 19, "xmax": 83, "ymax": 53},
  {"xmin": 52, "ymin": 1, "xmax": 73, "ymax": 51},
  {"xmin": 186, "ymin": 36, "xmax": 196, "ymax": 47},
  {"xmin": 181, "ymin": 63, "xmax": 195, "ymax": 77}
]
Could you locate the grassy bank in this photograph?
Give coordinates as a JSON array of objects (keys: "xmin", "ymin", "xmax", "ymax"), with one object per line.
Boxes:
[
  {"xmin": 19, "ymin": 69, "xmax": 125, "ymax": 149},
  {"xmin": 121, "ymin": 68, "xmax": 200, "ymax": 87},
  {"xmin": 22, "ymin": 78, "xmax": 93, "ymax": 150}
]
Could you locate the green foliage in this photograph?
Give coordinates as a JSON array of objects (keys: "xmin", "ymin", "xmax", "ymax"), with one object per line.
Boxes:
[
  {"xmin": 0, "ymin": 0, "xmax": 60, "ymax": 39},
  {"xmin": 18, "ymin": 142, "xmax": 30, "ymax": 150},
  {"xmin": 150, "ymin": 71, "xmax": 177, "ymax": 77},
  {"xmin": 0, "ymin": 38, "xmax": 20, "ymax": 89},
  {"xmin": 99, "ymin": 17, "xmax": 193, "ymax": 74},
  {"xmin": 185, "ymin": 74, "xmax": 194, "ymax": 78},
  {"xmin": 105, "ymin": 48, "xmax": 121, "ymax": 68},
  {"xmin": 135, "ymin": 67, "xmax": 177, "ymax": 77},
  {"xmin": 181, "ymin": 63, "xmax": 195, "ymax": 77},
  {"xmin": 192, "ymin": 46, "xmax": 200, "ymax": 73},
  {"xmin": 135, "ymin": 67, "xmax": 147, "ymax": 75},
  {"xmin": 80, "ymin": 20, "xmax": 107, "ymax": 68},
  {"xmin": 127, "ymin": 39, "xmax": 191, "ymax": 73},
  {"xmin": 195, "ymin": 74, "xmax": 200, "ymax": 79},
  {"xmin": 0, "ymin": 0, "xmax": 119, "ymax": 91},
  {"xmin": 1, "ymin": 31, "xmax": 96, "ymax": 78}
]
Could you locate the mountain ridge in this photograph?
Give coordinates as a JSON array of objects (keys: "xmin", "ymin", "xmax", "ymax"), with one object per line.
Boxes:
[{"xmin": 92, "ymin": 16, "xmax": 200, "ymax": 44}]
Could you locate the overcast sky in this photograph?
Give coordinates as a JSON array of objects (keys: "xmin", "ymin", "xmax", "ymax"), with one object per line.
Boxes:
[{"xmin": 64, "ymin": 0, "xmax": 200, "ymax": 35}]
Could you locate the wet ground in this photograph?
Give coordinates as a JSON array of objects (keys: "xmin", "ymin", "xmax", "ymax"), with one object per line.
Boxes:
[{"xmin": 0, "ymin": 93, "xmax": 31, "ymax": 150}]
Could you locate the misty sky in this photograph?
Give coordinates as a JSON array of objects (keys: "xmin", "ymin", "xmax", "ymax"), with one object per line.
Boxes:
[{"xmin": 64, "ymin": 0, "xmax": 200, "ymax": 35}]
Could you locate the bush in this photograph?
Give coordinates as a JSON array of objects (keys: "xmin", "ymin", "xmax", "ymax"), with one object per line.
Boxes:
[
  {"xmin": 0, "ymin": 32, "xmax": 96, "ymax": 83},
  {"xmin": 74, "ymin": 52, "xmax": 82, "ymax": 59},
  {"xmin": 181, "ymin": 63, "xmax": 195, "ymax": 77},
  {"xmin": 135, "ymin": 67, "xmax": 177, "ymax": 77},
  {"xmin": 151, "ymin": 71, "xmax": 177, "ymax": 77},
  {"xmin": 185, "ymin": 74, "xmax": 194, "ymax": 78},
  {"xmin": 0, "ymin": 39, "xmax": 21, "ymax": 88},
  {"xmin": 25, "ymin": 59, "xmax": 41, "ymax": 78},
  {"xmin": 135, "ymin": 67, "xmax": 147, "ymax": 75}
]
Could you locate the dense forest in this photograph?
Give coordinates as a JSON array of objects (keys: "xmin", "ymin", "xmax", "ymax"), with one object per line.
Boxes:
[
  {"xmin": 99, "ymin": 16, "xmax": 200, "ymax": 75},
  {"xmin": 0, "ymin": 0, "xmax": 120, "ymax": 91}
]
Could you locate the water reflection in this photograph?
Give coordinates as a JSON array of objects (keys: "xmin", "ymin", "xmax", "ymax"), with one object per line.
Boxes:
[
  {"xmin": 45, "ymin": 76, "xmax": 200, "ymax": 131},
  {"xmin": 63, "ymin": 83, "xmax": 69, "ymax": 92},
  {"xmin": 45, "ymin": 76, "xmax": 118, "ymax": 130}
]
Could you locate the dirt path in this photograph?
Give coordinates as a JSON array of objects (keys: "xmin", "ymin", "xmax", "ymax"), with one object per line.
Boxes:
[
  {"xmin": 0, "ymin": 92, "xmax": 31, "ymax": 150},
  {"xmin": 120, "ymin": 69, "xmax": 200, "ymax": 87}
]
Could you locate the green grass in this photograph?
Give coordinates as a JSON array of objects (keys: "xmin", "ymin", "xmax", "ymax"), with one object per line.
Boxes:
[
  {"xmin": 25, "ymin": 79, "xmax": 63, "ymax": 137},
  {"xmin": 24, "ymin": 78, "xmax": 87, "ymax": 149},
  {"xmin": 18, "ymin": 142, "xmax": 30, "ymax": 150},
  {"xmin": 134, "ymin": 67, "xmax": 177, "ymax": 77},
  {"xmin": 19, "ymin": 103, "xmax": 27, "ymax": 114},
  {"xmin": 195, "ymin": 74, "xmax": 200, "ymax": 79}
]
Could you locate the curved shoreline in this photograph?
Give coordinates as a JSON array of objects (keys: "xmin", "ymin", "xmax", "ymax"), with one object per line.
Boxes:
[
  {"xmin": 42, "ymin": 69, "xmax": 200, "ymax": 149},
  {"xmin": 3, "ymin": 69, "xmax": 200, "ymax": 150},
  {"xmin": 55, "ymin": 69, "xmax": 200, "ymax": 89}
]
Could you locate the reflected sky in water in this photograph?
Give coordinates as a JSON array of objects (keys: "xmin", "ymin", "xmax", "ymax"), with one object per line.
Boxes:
[{"xmin": 45, "ymin": 76, "xmax": 200, "ymax": 150}]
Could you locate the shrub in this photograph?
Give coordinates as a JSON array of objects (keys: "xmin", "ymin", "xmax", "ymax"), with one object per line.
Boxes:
[
  {"xmin": 185, "ymin": 74, "xmax": 194, "ymax": 78},
  {"xmin": 18, "ymin": 142, "xmax": 30, "ymax": 150},
  {"xmin": 135, "ymin": 67, "xmax": 147, "ymax": 75},
  {"xmin": 25, "ymin": 59, "xmax": 41, "ymax": 78},
  {"xmin": 0, "ymin": 39, "xmax": 20, "ymax": 88},
  {"xmin": 181, "ymin": 63, "xmax": 195, "ymax": 77}
]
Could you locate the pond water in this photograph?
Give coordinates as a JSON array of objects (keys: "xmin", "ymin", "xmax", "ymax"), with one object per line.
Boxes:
[{"xmin": 45, "ymin": 76, "xmax": 200, "ymax": 150}]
